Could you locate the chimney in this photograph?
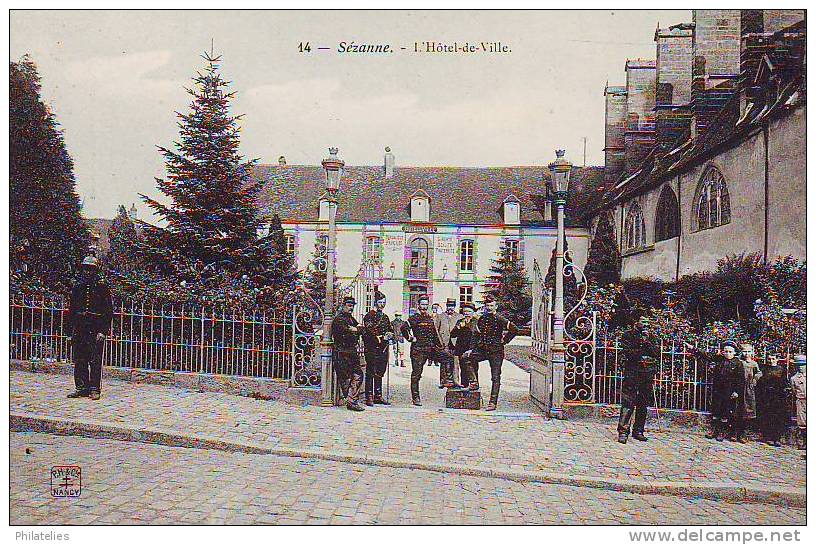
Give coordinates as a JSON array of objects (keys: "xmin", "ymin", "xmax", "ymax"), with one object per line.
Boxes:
[
  {"xmin": 690, "ymin": 10, "xmax": 742, "ymax": 135},
  {"xmin": 762, "ymin": 10, "xmax": 805, "ymax": 34},
  {"xmin": 384, "ymin": 147, "xmax": 395, "ymax": 179},
  {"xmin": 278, "ymin": 155, "xmax": 287, "ymax": 166},
  {"xmin": 603, "ymin": 84, "xmax": 627, "ymax": 188},
  {"xmin": 655, "ymin": 24, "xmax": 693, "ymax": 153},
  {"xmin": 128, "ymin": 203, "xmax": 138, "ymax": 221},
  {"xmin": 624, "ymin": 59, "xmax": 656, "ymax": 175}
]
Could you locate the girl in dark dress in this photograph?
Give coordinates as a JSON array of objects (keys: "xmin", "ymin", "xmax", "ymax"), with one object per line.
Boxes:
[{"xmin": 755, "ymin": 355, "xmax": 790, "ymax": 447}]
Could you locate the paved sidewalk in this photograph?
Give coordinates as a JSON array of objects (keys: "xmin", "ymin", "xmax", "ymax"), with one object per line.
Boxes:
[
  {"xmin": 11, "ymin": 433, "xmax": 805, "ymax": 525},
  {"xmin": 10, "ymin": 370, "xmax": 806, "ymax": 497}
]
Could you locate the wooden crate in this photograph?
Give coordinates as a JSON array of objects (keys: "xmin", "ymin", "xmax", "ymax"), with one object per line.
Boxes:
[{"xmin": 445, "ymin": 389, "xmax": 482, "ymax": 410}]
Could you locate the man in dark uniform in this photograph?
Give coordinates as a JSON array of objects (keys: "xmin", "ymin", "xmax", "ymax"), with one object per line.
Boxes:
[
  {"xmin": 363, "ymin": 291, "xmax": 394, "ymax": 406},
  {"xmin": 331, "ymin": 296, "xmax": 365, "ymax": 412},
  {"xmin": 67, "ymin": 256, "xmax": 113, "ymax": 400},
  {"xmin": 404, "ymin": 295, "xmax": 453, "ymax": 406},
  {"xmin": 475, "ymin": 294, "xmax": 519, "ymax": 411},
  {"xmin": 617, "ymin": 314, "xmax": 659, "ymax": 444},
  {"xmin": 450, "ymin": 302, "xmax": 481, "ymax": 390}
]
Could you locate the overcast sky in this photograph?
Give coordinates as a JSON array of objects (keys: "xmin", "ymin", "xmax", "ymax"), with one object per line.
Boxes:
[{"xmin": 11, "ymin": 9, "xmax": 689, "ymax": 219}]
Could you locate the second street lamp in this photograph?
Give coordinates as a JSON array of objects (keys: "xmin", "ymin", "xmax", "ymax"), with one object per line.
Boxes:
[
  {"xmin": 548, "ymin": 149, "xmax": 572, "ymax": 418},
  {"xmin": 319, "ymin": 147, "xmax": 344, "ymax": 406}
]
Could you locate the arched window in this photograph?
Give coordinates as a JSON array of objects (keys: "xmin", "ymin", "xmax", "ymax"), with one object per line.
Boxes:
[
  {"xmin": 655, "ymin": 186, "xmax": 680, "ymax": 242},
  {"xmin": 409, "ymin": 237, "xmax": 430, "ymax": 279},
  {"xmin": 623, "ymin": 202, "xmax": 646, "ymax": 252},
  {"xmin": 695, "ymin": 166, "xmax": 731, "ymax": 231}
]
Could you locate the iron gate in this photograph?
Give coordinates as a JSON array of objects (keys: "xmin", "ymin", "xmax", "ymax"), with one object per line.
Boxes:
[{"xmin": 9, "ymin": 293, "xmax": 322, "ymax": 387}]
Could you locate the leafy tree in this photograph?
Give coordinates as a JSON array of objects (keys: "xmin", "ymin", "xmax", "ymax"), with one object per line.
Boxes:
[
  {"xmin": 10, "ymin": 56, "xmax": 89, "ymax": 291},
  {"xmin": 138, "ymin": 50, "xmax": 293, "ymax": 299},
  {"xmin": 487, "ymin": 242, "xmax": 532, "ymax": 327},
  {"xmin": 585, "ymin": 213, "xmax": 620, "ymax": 286}
]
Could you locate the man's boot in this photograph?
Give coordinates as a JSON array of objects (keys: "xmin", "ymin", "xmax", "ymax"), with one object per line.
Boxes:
[
  {"xmin": 365, "ymin": 395, "xmax": 374, "ymax": 407},
  {"xmin": 67, "ymin": 390, "xmax": 89, "ymax": 399},
  {"xmin": 411, "ymin": 378, "xmax": 421, "ymax": 406},
  {"xmin": 347, "ymin": 402, "xmax": 365, "ymax": 412},
  {"xmin": 485, "ymin": 382, "xmax": 500, "ymax": 411},
  {"xmin": 617, "ymin": 433, "xmax": 628, "ymax": 444},
  {"xmin": 632, "ymin": 432, "xmax": 648, "ymax": 442},
  {"xmin": 89, "ymin": 390, "xmax": 101, "ymax": 401}
]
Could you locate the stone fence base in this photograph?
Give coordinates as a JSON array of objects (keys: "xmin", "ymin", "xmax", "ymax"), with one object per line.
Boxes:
[
  {"xmin": 10, "ymin": 359, "xmax": 321, "ymax": 406},
  {"xmin": 562, "ymin": 402, "xmax": 803, "ymax": 446},
  {"xmin": 563, "ymin": 403, "xmax": 709, "ymax": 431}
]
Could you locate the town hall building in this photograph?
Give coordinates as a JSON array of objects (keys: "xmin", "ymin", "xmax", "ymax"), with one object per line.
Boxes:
[{"xmin": 253, "ymin": 149, "xmax": 596, "ymax": 318}]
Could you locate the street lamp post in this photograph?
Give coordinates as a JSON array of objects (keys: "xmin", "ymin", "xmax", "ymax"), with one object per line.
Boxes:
[
  {"xmin": 319, "ymin": 147, "xmax": 344, "ymax": 406},
  {"xmin": 548, "ymin": 149, "xmax": 572, "ymax": 418}
]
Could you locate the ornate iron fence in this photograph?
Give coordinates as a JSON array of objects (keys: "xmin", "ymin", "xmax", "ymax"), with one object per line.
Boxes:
[
  {"xmin": 590, "ymin": 331, "xmax": 714, "ymax": 412},
  {"xmin": 9, "ymin": 293, "xmax": 321, "ymax": 385}
]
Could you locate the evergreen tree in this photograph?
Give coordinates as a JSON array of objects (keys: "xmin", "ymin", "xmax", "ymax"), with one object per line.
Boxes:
[
  {"xmin": 10, "ymin": 56, "xmax": 89, "ymax": 291},
  {"xmin": 585, "ymin": 213, "xmax": 621, "ymax": 286},
  {"xmin": 105, "ymin": 205, "xmax": 141, "ymax": 274},
  {"xmin": 139, "ymin": 50, "xmax": 287, "ymax": 296},
  {"xmin": 486, "ymin": 242, "xmax": 533, "ymax": 327},
  {"xmin": 544, "ymin": 237, "xmax": 579, "ymax": 313},
  {"xmin": 303, "ymin": 234, "xmax": 338, "ymax": 310},
  {"xmin": 258, "ymin": 214, "xmax": 296, "ymax": 294}
]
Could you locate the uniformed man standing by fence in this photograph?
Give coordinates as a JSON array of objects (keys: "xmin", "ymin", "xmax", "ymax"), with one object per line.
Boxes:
[
  {"xmin": 67, "ymin": 256, "xmax": 113, "ymax": 401},
  {"xmin": 362, "ymin": 291, "xmax": 393, "ymax": 406},
  {"xmin": 475, "ymin": 294, "xmax": 518, "ymax": 411},
  {"xmin": 404, "ymin": 295, "xmax": 453, "ymax": 406},
  {"xmin": 331, "ymin": 296, "xmax": 365, "ymax": 412},
  {"xmin": 617, "ymin": 314, "xmax": 659, "ymax": 444}
]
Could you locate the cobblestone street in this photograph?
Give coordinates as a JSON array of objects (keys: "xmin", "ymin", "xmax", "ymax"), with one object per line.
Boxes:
[
  {"xmin": 10, "ymin": 433, "xmax": 806, "ymax": 525},
  {"xmin": 10, "ymin": 370, "xmax": 806, "ymax": 491}
]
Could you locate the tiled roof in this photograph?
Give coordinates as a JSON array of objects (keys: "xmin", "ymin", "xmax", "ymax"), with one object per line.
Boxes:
[
  {"xmin": 253, "ymin": 164, "xmax": 603, "ymax": 227},
  {"xmin": 590, "ymin": 21, "xmax": 805, "ymax": 217}
]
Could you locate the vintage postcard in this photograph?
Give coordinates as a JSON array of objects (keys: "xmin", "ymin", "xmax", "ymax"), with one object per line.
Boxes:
[{"xmin": 7, "ymin": 7, "xmax": 807, "ymax": 536}]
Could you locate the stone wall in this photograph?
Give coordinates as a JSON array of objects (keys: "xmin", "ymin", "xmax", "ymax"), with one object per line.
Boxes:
[
  {"xmin": 624, "ymin": 60, "xmax": 656, "ymax": 175},
  {"xmin": 618, "ymin": 107, "xmax": 805, "ymax": 280},
  {"xmin": 655, "ymin": 26, "xmax": 693, "ymax": 151},
  {"xmin": 767, "ymin": 108, "xmax": 806, "ymax": 261},
  {"xmin": 604, "ymin": 85, "xmax": 627, "ymax": 187}
]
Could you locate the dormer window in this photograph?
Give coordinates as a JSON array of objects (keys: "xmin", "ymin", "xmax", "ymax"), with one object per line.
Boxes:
[
  {"xmin": 410, "ymin": 190, "xmax": 430, "ymax": 222},
  {"xmin": 503, "ymin": 195, "xmax": 520, "ymax": 225},
  {"xmin": 319, "ymin": 198, "xmax": 335, "ymax": 222}
]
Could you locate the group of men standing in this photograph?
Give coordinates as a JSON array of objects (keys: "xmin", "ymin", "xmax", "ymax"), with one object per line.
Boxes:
[{"xmin": 330, "ymin": 292, "xmax": 518, "ymax": 412}]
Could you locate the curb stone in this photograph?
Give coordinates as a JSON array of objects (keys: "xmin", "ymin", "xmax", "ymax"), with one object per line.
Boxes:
[{"xmin": 10, "ymin": 412, "xmax": 805, "ymax": 508}]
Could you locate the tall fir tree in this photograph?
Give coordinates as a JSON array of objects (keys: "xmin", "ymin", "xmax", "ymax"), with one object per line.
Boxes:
[
  {"xmin": 486, "ymin": 242, "xmax": 533, "ymax": 327},
  {"xmin": 139, "ymin": 51, "xmax": 290, "ymax": 296},
  {"xmin": 10, "ymin": 56, "xmax": 89, "ymax": 291},
  {"xmin": 584, "ymin": 213, "xmax": 621, "ymax": 286}
]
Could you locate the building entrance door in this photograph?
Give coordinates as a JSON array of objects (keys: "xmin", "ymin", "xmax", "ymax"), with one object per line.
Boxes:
[{"xmin": 408, "ymin": 282, "xmax": 428, "ymax": 314}]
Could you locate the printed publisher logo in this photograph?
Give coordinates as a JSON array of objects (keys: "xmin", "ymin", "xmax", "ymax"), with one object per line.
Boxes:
[{"xmin": 51, "ymin": 466, "xmax": 81, "ymax": 498}]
